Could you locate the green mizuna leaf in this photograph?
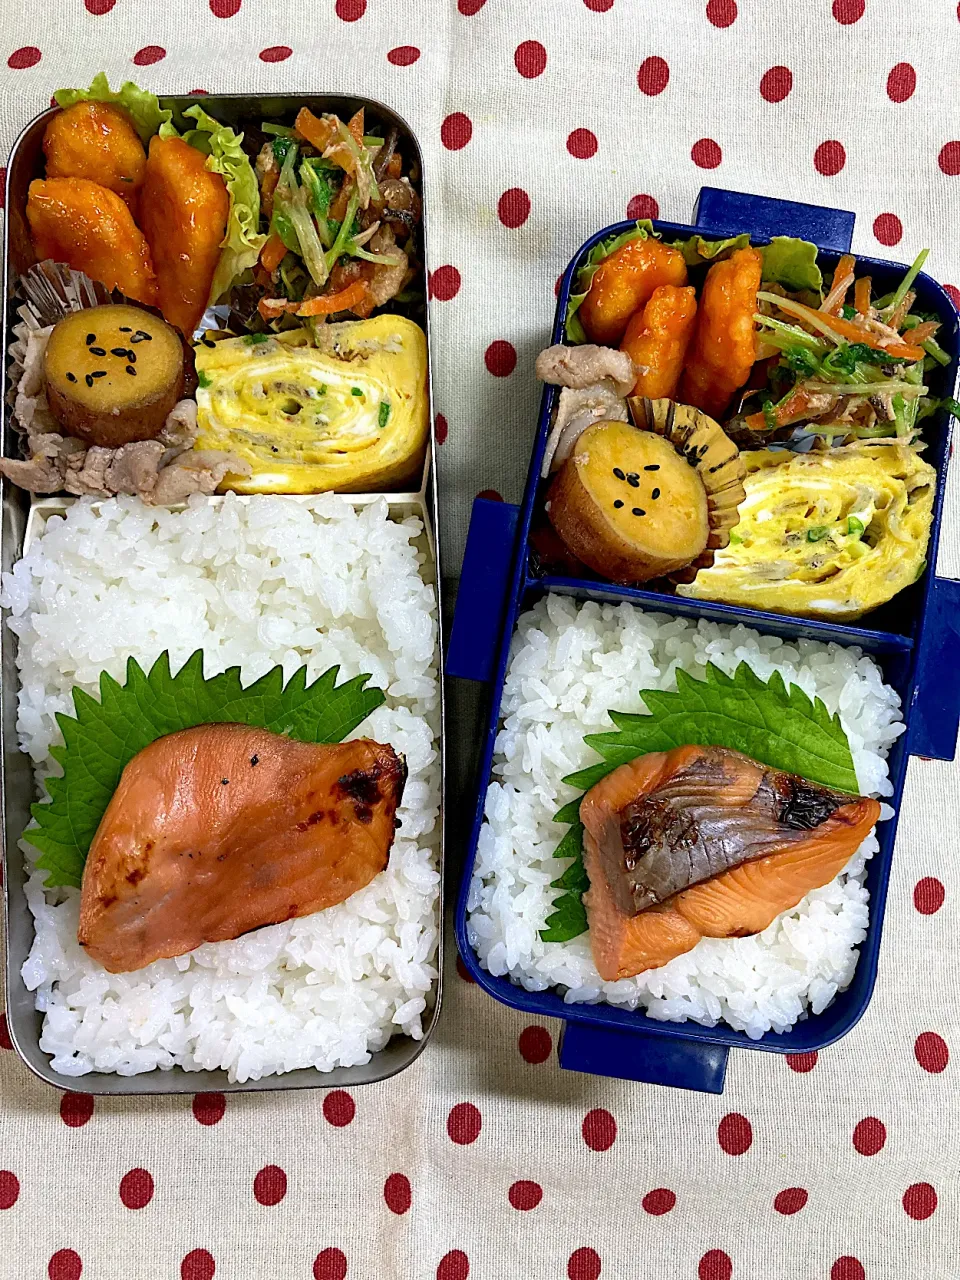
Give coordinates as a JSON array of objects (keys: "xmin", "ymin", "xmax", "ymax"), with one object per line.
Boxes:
[
  {"xmin": 565, "ymin": 220, "xmax": 657, "ymax": 343},
  {"xmin": 26, "ymin": 652, "xmax": 385, "ymax": 890},
  {"xmin": 539, "ymin": 661, "xmax": 857, "ymax": 942}
]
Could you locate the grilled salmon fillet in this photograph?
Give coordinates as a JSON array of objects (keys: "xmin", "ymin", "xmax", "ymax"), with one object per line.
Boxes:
[
  {"xmin": 78, "ymin": 724, "xmax": 406, "ymax": 973},
  {"xmin": 580, "ymin": 745, "xmax": 879, "ymax": 981}
]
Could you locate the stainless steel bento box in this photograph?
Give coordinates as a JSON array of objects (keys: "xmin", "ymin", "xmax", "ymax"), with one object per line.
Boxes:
[{"xmin": 1, "ymin": 94, "xmax": 445, "ymax": 1093}]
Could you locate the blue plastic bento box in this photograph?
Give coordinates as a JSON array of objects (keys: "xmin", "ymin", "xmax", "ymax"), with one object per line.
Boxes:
[{"xmin": 447, "ymin": 186, "xmax": 960, "ymax": 1094}]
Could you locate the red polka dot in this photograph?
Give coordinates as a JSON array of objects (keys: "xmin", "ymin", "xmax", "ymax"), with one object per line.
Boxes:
[
  {"xmin": 567, "ymin": 1248, "xmax": 601, "ymax": 1280},
  {"xmin": 435, "ymin": 414, "xmax": 449, "ymax": 446},
  {"xmin": 832, "ymin": 0, "xmax": 865, "ymax": 22},
  {"xmin": 441, "ymin": 113, "xmax": 472, "ymax": 150},
  {"xmin": 484, "ymin": 340, "xmax": 517, "ymax": 377},
  {"xmin": 260, "ymin": 46, "xmax": 292, "ymax": 62},
  {"xmin": 706, "ymin": 0, "xmax": 737, "ymax": 25},
  {"xmin": 383, "ymin": 1173, "xmax": 411, "ymax": 1215},
  {"xmin": 518, "ymin": 1025, "xmax": 552, "ymax": 1063},
  {"xmin": 447, "ymin": 1102, "xmax": 482, "ymax": 1144},
  {"xmin": 119, "ymin": 1168, "xmax": 154, "ymax": 1210},
  {"xmin": 938, "ymin": 142, "xmax": 960, "ymax": 175},
  {"xmin": 698, "ymin": 1252, "xmax": 732, "ymax": 1280},
  {"xmin": 7, "ymin": 47, "xmax": 41, "ymax": 69},
  {"xmin": 584, "ymin": 0, "xmax": 614, "ymax": 7},
  {"xmin": 555, "ymin": 274, "xmax": 564, "ymax": 297},
  {"xmin": 943, "ymin": 284, "xmax": 960, "ymax": 310},
  {"xmin": 852, "ymin": 1117, "xmax": 886, "ymax": 1156},
  {"xmin": 691, "ymin": 138, "xmax": 722, "ymax": 169},
  {"xmin": 637, "ymin": 56, "xmax": 670, "ymax": 96},
  {"xmin": 515, "ymin": 40, "xmax": 547, "ymax": 78},
  {"xmin": 814, "ymin": 140, "xmax": 846, "ymax": 175},
  {"xmin": 429, "ymin": 266, "xmax": 461, "ymax": 301},
  {"xmin": 437, "ymin": 1251, "xmax": 469, "ymax": 1280},
  {"xmin": 903, "ymin": 1182, "xmax": 937, "ymax": 1220},
  {"xmin": 773, "ymin": 1187, "xmax": 807, "ymax": 1215},
  {"xmin": 913, "ymin": 877, "xmax": 945, "ymax": 914},
  {"xmin": 253, "ymin": 1165, "xmax": 286, "ymax": 1206},
  {"xmin": 387, "ymin": 46, "xmax": 420, "ymax": 66},
  {"xmin": 0, "ymin": 1014, "xmax": 13, "ymax": 1050},
  {"xmin": 508, "ymin": 1180, "xmax": 543, "ymax": 1210},
  {"xmin": 48, "ymin": 1251, "xmax": 82, "ymax": 1280},
  {"xmin": 831, "ymin": 1260, "xmax": 865, "ymax": 1280},
  {"xmin": 85, "ymin": 0, "xmax": 116, "ymax": 11},
  {"xmin": 627, "ymin": 194, "xmax": 659, "ymax": 220},
  {"xmin": 323, "ymin": 1090, "xmax": 356, "ymax": 1126},
  {"xmin": 335, "ymin": 0, "xmax": 366, "ymax": 19},
  {"xmin": 786, "ymin": 1051, "xmax": 818, "ymax": 1072},
  {"xmin": 873, "ymin": 213, "xmax": 903, "ymax": 246},
  {"xmin": 582, "ymin": 1108, "xmax": 617, "ymax": 1152},
  {"xmin": 886, "ymin": 62, "xmax": 916, "ymax": 102},
  {"xmin": 476, "ymin": 489, "xmax": 504, "ymax": 503},
  {"xmin": 133, "ymin": 46, "xmax": 166, "ymax": 65},
  {"xmin": 497, "ymin": 189, "xmax": 531, "ymax": 229},
  {"xmin": 314, "ymin": 1250, "xmax": 347, "ymax": 1280},
  {"xmin": 192, "ymin": 1093, "xmax": 226, "ymax": 1126},
  {"xmin": 567, "ymin": 129, "xmax": 598, "ymax": 159},
  {"xmin": 641, "ymin": 1188, "xmax": 676, "ymax": 1215},
  {"xmin": 760, "ymin": 66, "xmax": 793, "ymax": 102},
  {"xmin": 191, "ymin": 89, "xmax": 209, "ymax": 95},
  {"xmin": 717, "ymin": 1113, "xmax": 752, "ymax": 1155},
  {"xmin": 921, "ymin": 1029, "xmax": 952, "ymax": 1070},
  {"xmin": 0, "ymin": 1172, "xmax": 19, "ymax": 1210},
  {"xmin": 209, "ymin": 0, "xmax": 241, "ymax": 15},
  {"xmin": 181, "ymin": 1250, "xmax": 215, "ymax": 1280},
  {"xmin": 457, "ymin": 0, "xmax": 485, "ymax": 12},
  {"xmin": 60, "ymin": 1093, "xmax": 94, "ymax": 1128}
]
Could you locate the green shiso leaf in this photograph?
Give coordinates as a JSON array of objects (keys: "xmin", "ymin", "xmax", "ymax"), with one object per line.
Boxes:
[
  {"xmin": 539, "ymin": 661, "xmax": 858, "ymax": 942},
  {"xmin": 26, "ymin": 652, "xmax": 385, "ymax": 890},
  {"xmin": 564, "ymin": 220, "xmax": 657, "ymax": 343}
]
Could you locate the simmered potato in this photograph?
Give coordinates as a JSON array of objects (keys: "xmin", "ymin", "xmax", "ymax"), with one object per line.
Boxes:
[
  {"xmin": 43, "ymin": 102, "xmax": 146, "ymax": 214},
  {"xmin": 139, "ymin": 136, "xmax": 229, "ymax": 335},
  {"xmin": 26, "ymin": 177, "xmax": 158, "ymax": 305}
]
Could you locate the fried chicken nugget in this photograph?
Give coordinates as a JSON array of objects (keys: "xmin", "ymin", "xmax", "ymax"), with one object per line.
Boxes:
[
  {"xmin": 139, "ymin": 136, "xmax": 229, "ymax": 335},
  {"xmin": 679, "ymin": 246, "xmax": 763, "ymax": 419},
  {"xmin": 620, "ymin": 285, "xmax": 698, "ymax": 399},
  {"xmin": 43, "ymin": 102, "xmax": 146, "ymax": 214},
  {"xmin": 579, "ymin": 237, "xmax": 688, "ymax": 346},
  {"xmin": 26, "ymin": 176, "xmax": 158, "ymax": 305}
]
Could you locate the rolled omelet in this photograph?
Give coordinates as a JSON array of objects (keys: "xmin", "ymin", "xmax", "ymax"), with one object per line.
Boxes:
[
  {"xmin": 193, "ymin": 315, "xmax": 429, "ymax": 493},
  {"xmin": 677, "ymin": 442, "xmax": 935, "ymax": 621}
]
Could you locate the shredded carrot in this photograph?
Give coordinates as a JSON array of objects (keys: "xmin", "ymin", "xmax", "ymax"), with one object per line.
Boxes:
[
  {"xmin": 854, "ymin": 276, "xmax": 872, "ymax": 316},
  {"xmin": 830, "ymin": 255, "xmax": 856, "ymax": 294},
  {"xmin": 260, "ymin": 232, "xmax": 288, "ymax": 274},
  {"xmin": 744, "ymin": 387, "xmax": 825, "ymax": 433},
  {"xmin": 257, "ymin": 297, "xmax": 296, "ymax": 321},
  {"xmin": 386, "ymin": 153, "xmax": 402, "ymax": 179},
  {"xmin": 347, "ymin": 108, "xmax": 365, "ymax": 145},
  {"xmin": 294, "ymin": 108, "xmax": 337, "ymax": 153},
  {"xmin": 821, "ymin": 254, "xmax": 856, "ymax": 315},
  {"xmin": 773, "ymin": 296, "xmax": 925, "ymax": 360},
  {"xmin": 908, "ymin": 321, "xmax": 939, "ymax": 344},
  {"xmin": 296, "ymin": 280, "xmax": 370, "ymax": 317},
  {"xmin": 329, "ymin": 174, "xmax": 354, "ymax": 223}
]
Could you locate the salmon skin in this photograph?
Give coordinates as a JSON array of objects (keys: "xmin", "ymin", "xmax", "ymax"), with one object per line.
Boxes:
[
  {"xmin": 580, "ymin": 745, "xmax": 880, "ymax": 981},
  {"xmin": 78, "ymin": 724, "xmax": 406, "ymax": 973}
]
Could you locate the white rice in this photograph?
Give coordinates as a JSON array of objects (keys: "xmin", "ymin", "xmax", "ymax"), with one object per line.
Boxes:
[
  {"xmin": 467, "ymin": 593, "xmax": 903, "ymax": 1040},
  {"xmin": 1, "ymin": 493, "xmax": 441, "ymax": 1081}
]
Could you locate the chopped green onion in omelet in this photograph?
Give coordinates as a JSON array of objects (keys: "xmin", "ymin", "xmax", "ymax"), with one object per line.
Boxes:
[
  {"xmin": 193, "ymin": 315, "xmax": 429, "ymax": 493},
  {"xmin": 677, "ymin": 443, "xmax": 935, "ymax": 621}
]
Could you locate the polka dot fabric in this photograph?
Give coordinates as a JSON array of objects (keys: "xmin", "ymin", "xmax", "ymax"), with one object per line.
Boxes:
[{"xmin": 0, "ymin": 3, "xmax": 959, "ymax": 1278}]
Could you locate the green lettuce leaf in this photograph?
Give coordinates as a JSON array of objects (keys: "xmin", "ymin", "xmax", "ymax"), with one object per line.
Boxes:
[
  {"xmin": 565, "ymin": 220, "xmax": 657, "ymax": 343},
  {"xmin": 674, "ymin": 232, "xmax": 751, "ymax": 267},
  {"xmin": 539, "ymin": 661, "xmax": 858, "ymax": 942},
  {"xmin": 25, "ymin": 652, "xmax": 385, "ymax": 889},
  {"xmin": 761, "ymin": 236, "xmax": 822, "ymax": 294},
  {"xmin": 54, "ymin": 72, "xmax": 171, "ymax": 145},
  {"xmin": 173, "ymin": 104, "xmax": 267, "ymax": 304}
]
